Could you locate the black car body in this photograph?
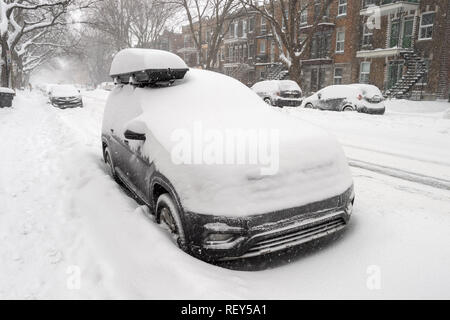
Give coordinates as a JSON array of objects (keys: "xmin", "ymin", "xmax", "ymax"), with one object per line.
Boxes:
[{"xmin": 102, "ymin": 49, "xmax": 354, "ymax": 262}]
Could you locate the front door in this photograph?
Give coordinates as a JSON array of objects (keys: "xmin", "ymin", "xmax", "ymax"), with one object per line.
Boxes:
[
  {"xmin": 387, "ymin": 61, "xmax": 404, "ymax": 89},
  {"xmin": 402, "ymin": 18, "xmax": 414, "ymax": 48},
  {"xmin": 389, "ymin": 20, "xmax": 400, "ymax": 48}
]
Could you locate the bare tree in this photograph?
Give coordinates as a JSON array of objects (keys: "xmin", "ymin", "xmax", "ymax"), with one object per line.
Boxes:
[
  {"xmin": 0, "ymin": 0, "xmax": 96, "ymax": 87},
  {"xmin": 240, "ymin": 0, "xmax": 335, "ymax": 86},
  {"xmin": 167, "ymin": 0, "xmax": 238, "ymax": 69},
  {"xmin": 130, "ymin": 0, "xmax": 178, "ymax": 48}
]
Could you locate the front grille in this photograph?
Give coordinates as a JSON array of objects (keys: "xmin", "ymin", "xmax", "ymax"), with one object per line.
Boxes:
[
  {"xmin": 281, "ymin": 92, "xmax": 301, "ymax": 98},
  {"xmin": 244, "ymin": 214, "xmax": 346, "ymax": 257}
]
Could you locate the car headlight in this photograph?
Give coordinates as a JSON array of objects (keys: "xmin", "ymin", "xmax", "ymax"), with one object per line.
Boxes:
[{"xmin": 204, "ymin": 233, "xmax": 236, "ymax": 244}]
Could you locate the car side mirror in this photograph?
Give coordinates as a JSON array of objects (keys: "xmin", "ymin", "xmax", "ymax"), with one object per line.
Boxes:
[
  {"xmin": 124, "ymin": 129, "xmax": 146, "ymax": 141},
  {"xmin": 317, "ymin": 93, "xmax": 322, "ymax": 99}
]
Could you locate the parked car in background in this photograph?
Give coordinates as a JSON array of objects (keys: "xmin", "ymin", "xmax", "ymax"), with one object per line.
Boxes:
[
  {"xmin": 49, "ymin": 85, "xmax": 83, "ymax": 109},
  {"xmin": 252, "ymin": 80, "xmax": 302, "ymax": 107},
  {"xmin": 100, "ymin": 82, "xmax": 115, "ymax": 91},
  {"xmin": 102, "ymin": 49, "xmax": 354, "ymax": 262},
  {"xmin": 302, "ymin": 84, "xmax": 385, "ymax": 115}
]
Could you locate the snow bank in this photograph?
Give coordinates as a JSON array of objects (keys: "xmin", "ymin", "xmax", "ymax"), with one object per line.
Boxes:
[
  {"xmin": 110, "ymin": 49, "xmax": 188, "ymax": 76},
  {"xmin": 443, "ymin": 108, "xmax": 450, "ymax": 119},
  {"xmin": 103, "ymin": 69, "xmax": 352, "ymax": 216}
]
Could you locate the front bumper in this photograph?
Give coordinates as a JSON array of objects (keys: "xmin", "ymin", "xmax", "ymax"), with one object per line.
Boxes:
[
  {"xmin": 357, "ymin": 102, "xmax": 385, "ymax": 115},
  {"xmin": 183, "ymin": 186, "xmax": 354, "ymax": 261},
  {"xmin": 274, "ymin": 97, "xmax": 302, "ymax": 107},
  {"xmin": 51, "ymin": 98, "xmax": 83, "ymax": 109}
]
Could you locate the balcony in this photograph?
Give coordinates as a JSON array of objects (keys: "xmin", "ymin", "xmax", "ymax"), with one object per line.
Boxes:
[
  {"xmin": 224, "ymin": 36, "xmax": 248, "ymax": 45},
  {"xmin": 360, "ymin": 0, "xmax": 420, "ymax": 17},
  {"xmin": 356, "ymin": 47, "xmax": 412, "ymax": 58}
]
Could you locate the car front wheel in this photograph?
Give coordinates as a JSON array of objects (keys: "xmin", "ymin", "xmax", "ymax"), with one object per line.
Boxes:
[
  {"xmin": 305, "ymin": 103, "xmax": 314, "ymax": 109},
  {"xmin": 104, "ymin": 147, "xmax": 118, "ymax": 181},
  {"xmin": 343, "ymin": 105, "xmax": 355, "ymax": 112},
  {"xmin": 264, "ymin": 98, "xmax": 272, "ymax": 105},
  {"xmin": 157, "ymin": 193, "xmax": 186, "ymax": 249}
]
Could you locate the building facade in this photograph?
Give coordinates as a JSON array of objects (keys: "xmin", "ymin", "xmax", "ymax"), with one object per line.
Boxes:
[{"xmin": 160, "ymin": 0, "xmax": 449, "ymax": 100}]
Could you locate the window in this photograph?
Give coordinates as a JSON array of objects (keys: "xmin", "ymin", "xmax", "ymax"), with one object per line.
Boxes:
[
  {"xmin": 362, "ymin": 24, "xmax": 373, "ymax": 47},
  {"xmin": 336, "ymin": 31, "xmax": 345, "ymax": 53},
  {"xmin": 310, "ymin": 32, "xmax": 331, "ymax": 59},
  {"xmin": 300, "ymin": 9, "xmax": 308, "ymax": 25},
  {"xmin": 363, "ymin": 0, "xmax": 376, "ymax": 7},
  {"xmin": 260, "ymin": 40, "xmax": 266, "ymax": 54},
  {"xmin": 338, "ymin": 0, "xmax": 347, "ymax": 16},
  {"xmin": 234, "ymin": 22, "xmax": 239, "ymax": 38},
  {"xmin": 229, "ymin": 23, "xmax": 234, "ymax": 37},
  {"xmin": 314, "ymin": 1, "xmax": 321, "ymax": 19},
  {"xmin": 334, "ymin": 68, "xmax": 343, "ymax": 84},
  {"xmin": 261, "ymin": 17, "xmax": 267, "ymax": 34},
  {"xmin": 419, "ymin": 12, "xmax": 435, "ymax": 40},
  {"xmin": 249, "ymin": 17, "xmax": 255, "ymax": 32},
  {"xmin": 360, "ymin": 62, "xmax": 371, "ymax": 84},
  {"xmin": 243, "ymin": 20, "xmax": 247, "ymax": 37}
]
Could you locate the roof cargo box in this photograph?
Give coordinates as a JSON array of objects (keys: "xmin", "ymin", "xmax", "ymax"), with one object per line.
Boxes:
[{"xmin": 110, "ymin": 48, "xmax": 189, "ymax": 85}]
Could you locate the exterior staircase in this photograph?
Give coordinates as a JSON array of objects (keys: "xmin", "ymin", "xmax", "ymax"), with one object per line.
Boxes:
[
  {"xmin": 385, "ymin": 51, "xmax": 428, "ymax": 99},
  {"xmin": 230, "ymin": 63, "xmax": 252, "ymax": 83},
  {"xmin": 267, "ymin": 63, "xmax": 289, "ymax": 80}
]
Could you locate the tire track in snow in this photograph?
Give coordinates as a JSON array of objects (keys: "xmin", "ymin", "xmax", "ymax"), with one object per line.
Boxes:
[
  {"xmin": 344, "ymin": 143, "xmax": 450, "ymax": 167},
  {"xmin": 348, "ymin": 158, "xmax": 450, "ymax": 191}
]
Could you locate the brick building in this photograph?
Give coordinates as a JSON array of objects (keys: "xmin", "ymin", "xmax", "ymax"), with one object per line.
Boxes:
[{"xmin": 162, "ymin": 0, "xmax": 449, "ymax": 100}]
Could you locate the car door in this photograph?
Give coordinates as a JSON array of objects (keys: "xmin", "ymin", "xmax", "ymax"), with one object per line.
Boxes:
[{"xmin": 119, "ymin": 133, "xmax": 154, "ymax": 204}]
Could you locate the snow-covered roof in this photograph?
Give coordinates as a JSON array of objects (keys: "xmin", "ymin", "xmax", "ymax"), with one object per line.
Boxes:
[
  {"xmin": 110, "ymin": 48, "xmax": 188, "ymax": 77},
  {"xmin": 50, "ymin": 85, "xmax": 79, "ymax": 97},
  {"xmin": 252, "ymin": 80, "xmax": 301, "ymax": 93}
]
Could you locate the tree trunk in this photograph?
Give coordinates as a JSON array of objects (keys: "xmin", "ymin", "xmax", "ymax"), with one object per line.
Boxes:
[
  {"xmin": 1, "ymin": 38, "xmax": 10, "ymax": 87},
  {"xmin": 289, "ymin": 56, "xmax": 302, "ymax": 87}
]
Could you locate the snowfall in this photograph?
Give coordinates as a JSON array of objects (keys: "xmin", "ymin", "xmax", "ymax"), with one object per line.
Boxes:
[{"xmin": 0, "ymin": 89, "xmax": 449, "ymax": 299}]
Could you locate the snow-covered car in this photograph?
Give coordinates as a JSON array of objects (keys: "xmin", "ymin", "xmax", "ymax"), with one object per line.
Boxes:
[
  {"xmin": 100, "ymin": 82, "xmax": 115, "ymax": 91},
  {"xmin": 303, "ymin": 84, "xmax": 386, "ymax": 115},
  {"xmin": 49, "ymin": 85, "xmax": 83, "ymax": 109},
  {"xmin": 102, "ymin": 49, "xmax": 354, "ymax": 262},
  {"xmin": 251, "ymin": 80, "xmax": 302, "ymax": 107}
]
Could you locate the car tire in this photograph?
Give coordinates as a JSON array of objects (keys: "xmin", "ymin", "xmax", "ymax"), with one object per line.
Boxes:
[
  {"xmin": 157, "ymin": 193, "xmax": 186, "ymax": 248},
  {"xmin": 264, "ymin": 98, "xmax": 272, "ymax": 105},
  {"xmin": 104, "ymin": 147, "xmax": 118, "ymax": 181},
  {"xmin": 343, "ymin": 105, "xmax": 354, "ymax": 112},
  {"xmin": 305, "ymin": 103, "xmax": 314, "ymax": 109}
]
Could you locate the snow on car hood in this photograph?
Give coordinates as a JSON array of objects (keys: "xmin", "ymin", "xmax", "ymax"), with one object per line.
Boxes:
[{"xmin": 104, "ymin": 69, "xmax": 352, "ymax": 216}]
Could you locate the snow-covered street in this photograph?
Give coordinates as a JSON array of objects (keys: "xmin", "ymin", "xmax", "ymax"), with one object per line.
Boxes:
[{"xmin": 1, "ymin": 90, "xmax": 449, "ymax": 299}]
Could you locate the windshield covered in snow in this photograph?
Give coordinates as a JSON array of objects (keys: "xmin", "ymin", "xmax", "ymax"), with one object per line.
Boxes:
[
  {"xmin": 51, "ymin": 85, "xmax": 79, "ymax": 97},
  {"xmin": 349, "ymin": 84, "xmax": 383, "ymax": 98},
  {"xmin": 320, "ymin": 85, "xmax": 360, "ymax": 100},
  {"xmin": 278, "ymin": 80, "xmax": 301, "ymax": 92}
]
